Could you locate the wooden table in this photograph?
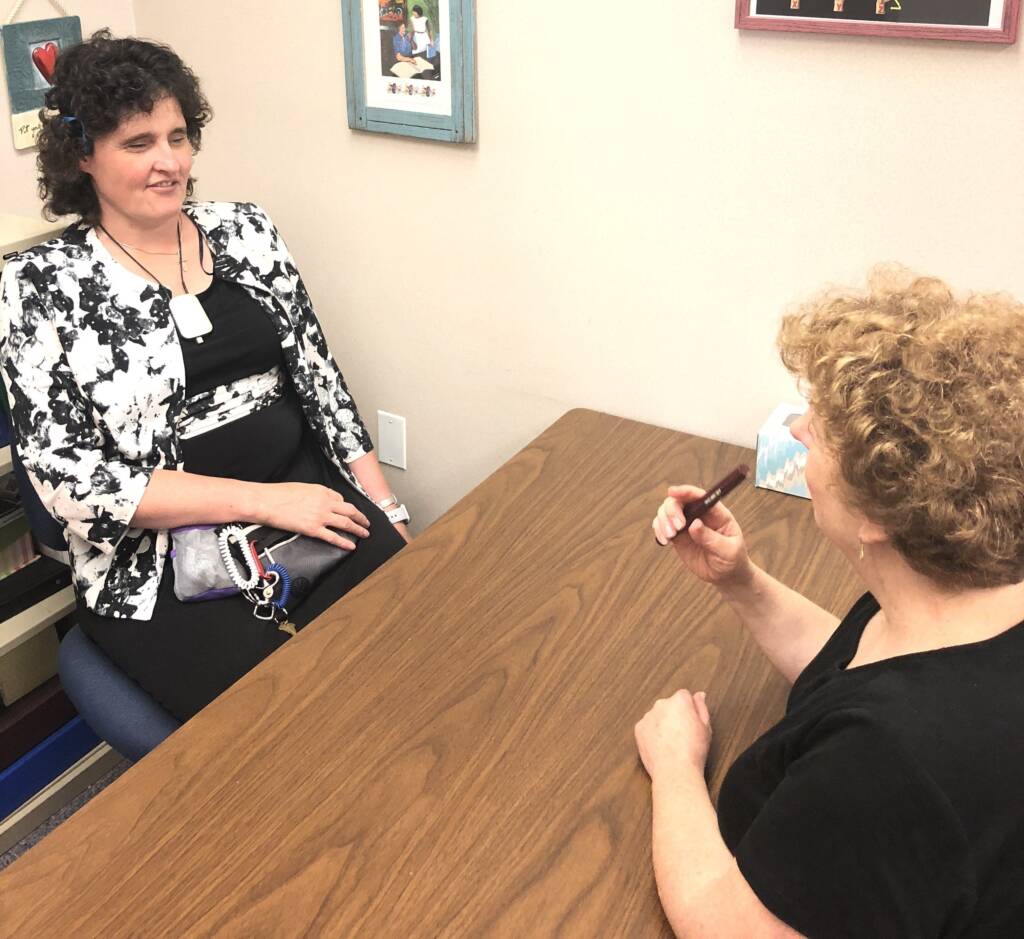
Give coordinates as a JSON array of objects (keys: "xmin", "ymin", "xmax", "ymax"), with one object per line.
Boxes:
[{"xmin": 0, "ymin": 409, "xmax": 861, "ymax": 937}]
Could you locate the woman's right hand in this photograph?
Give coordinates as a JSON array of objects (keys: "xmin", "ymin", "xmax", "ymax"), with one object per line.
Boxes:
[
  {"xmin": 653, "ymin": 485, "xmax": 753, "ymax": 587},
  {"xmin": 257, "ymin": 483, "xmax": 370, "ymax": 550}
]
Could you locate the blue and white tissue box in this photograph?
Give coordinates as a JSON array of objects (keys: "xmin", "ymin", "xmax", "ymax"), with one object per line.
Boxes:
[{"xmin": 755, "ymin": 403, "xmax": 810, "ymax": 500}]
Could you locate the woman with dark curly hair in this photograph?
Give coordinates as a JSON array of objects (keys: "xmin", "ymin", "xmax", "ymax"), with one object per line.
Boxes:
[
  {"xmin": 636, "ymin": 268, "xmax": 1024, "ymax": 936},
  {"xmin": 0, "ymin": 31, "xmax": 410, "ymax": 724}
]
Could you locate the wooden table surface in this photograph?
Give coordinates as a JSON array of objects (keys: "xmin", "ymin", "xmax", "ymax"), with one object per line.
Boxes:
[{"xmin": 0, "ymin": 409, "xmax": 861, "ymax": 938}]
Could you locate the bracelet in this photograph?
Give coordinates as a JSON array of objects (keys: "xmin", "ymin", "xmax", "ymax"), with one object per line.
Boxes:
[{"xmin": 375, "ymin": 493, "xmax": 399, "ymax": 511}]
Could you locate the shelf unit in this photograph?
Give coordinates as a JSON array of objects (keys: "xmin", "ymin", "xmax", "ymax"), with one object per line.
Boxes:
[
  {"xmin": 0, "ymin": 586, "xmax": 76, "ymax": 660},
  {"xmin": 0, "ymin": 214, "xmax": 72, "ymax": 662},
  {"xmin": 0, "ymin": 214, "xmax": 94, "ymax": 849},
  {"xmin": 0, "ymin": 214, "xmax": 64, "ymax": 264}
]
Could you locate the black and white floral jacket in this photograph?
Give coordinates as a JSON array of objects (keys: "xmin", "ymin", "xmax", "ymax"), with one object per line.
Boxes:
[{"xmin": 0, "ymin": 201, "xmax": 373, "ymax": 621}]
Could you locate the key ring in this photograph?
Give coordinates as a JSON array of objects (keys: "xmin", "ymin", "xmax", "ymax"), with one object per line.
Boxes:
[
  {"xmin": 261, "ymin": 569, "xmax": 280, "ymax": 601},
  {"xmin": 265, "ymin": 563, "xmax": 291, "ymax": 609}
]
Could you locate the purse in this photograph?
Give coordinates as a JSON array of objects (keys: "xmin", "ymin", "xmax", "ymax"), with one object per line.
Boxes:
[{"xmin": 170, "ymin": 523, "xmax": 351, "ymax": 632}]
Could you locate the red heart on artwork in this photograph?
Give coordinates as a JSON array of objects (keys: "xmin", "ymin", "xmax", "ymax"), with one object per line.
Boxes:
[{"xmin": 31, "ymin": 42, "xmax": 59, "ymax": 84}]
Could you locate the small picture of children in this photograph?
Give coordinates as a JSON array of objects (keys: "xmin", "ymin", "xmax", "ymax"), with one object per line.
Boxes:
[{"xmin": 379, "ymin": 0, "xmax": 442, "ymax": 82}]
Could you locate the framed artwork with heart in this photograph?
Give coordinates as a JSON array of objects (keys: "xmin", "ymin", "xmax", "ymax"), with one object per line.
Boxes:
[
  {"xmin": 340, "ymin": 0, "xmax": 476, "ymax": 142},
  {"xmin": 1, "ymin": 16, "xmax": 82, "ymax": 150}
]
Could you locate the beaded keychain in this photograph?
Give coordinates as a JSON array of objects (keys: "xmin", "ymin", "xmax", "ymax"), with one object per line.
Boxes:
[{"xmin": 217, "ymin": 525, "xmax": 297, "ymax": 636}]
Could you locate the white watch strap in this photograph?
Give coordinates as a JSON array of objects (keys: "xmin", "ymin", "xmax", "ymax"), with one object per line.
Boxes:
[{"xmin": 385, "ymin": 504, "xmax": 410, "ymax": 525}]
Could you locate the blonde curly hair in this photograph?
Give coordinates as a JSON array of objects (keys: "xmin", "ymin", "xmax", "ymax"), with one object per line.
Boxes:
[{"xmin": 778, "ymin": 266, "xmax": 1024, "ymax": 589}]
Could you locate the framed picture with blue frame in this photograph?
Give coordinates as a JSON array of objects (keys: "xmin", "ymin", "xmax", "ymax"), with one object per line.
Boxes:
[{"xmin": 340, "ymin": 0, "xmax": 476, "ymax": 143}]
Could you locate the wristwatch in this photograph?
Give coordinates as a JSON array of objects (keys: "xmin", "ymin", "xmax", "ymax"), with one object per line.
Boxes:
[{"xmin": 375, "ymin": 494, "xmax": 410, "ymax": 525}]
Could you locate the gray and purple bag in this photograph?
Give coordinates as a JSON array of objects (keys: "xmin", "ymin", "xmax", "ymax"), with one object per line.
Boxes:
[{"xmin": 170, "ymin": 523, "xmax": 350, "ymax": 604}]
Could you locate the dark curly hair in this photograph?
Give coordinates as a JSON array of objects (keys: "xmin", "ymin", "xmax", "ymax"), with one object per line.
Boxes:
[{"xmin": 36, "ymin": 29, "xmax": 212, "ymax": 225}]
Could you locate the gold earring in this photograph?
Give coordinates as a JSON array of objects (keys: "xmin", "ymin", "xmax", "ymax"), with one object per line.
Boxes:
[{"xmin": 858, "ymin": 541, "xmax": 865, "ymax": 562}]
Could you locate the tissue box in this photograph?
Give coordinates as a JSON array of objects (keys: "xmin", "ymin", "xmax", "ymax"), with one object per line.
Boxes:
[{"xmin": 755, "ymin": 403, "xmax": 810, "ymax": 500}]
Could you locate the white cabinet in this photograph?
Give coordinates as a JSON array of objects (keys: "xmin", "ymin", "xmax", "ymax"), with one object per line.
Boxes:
[{"xmin": 0, "ymin": 213, "xmax": 63, "ymax": 267}]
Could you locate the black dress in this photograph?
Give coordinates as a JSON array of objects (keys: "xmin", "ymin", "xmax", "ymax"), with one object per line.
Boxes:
[{"xmin": 78, "ymin": 279, "xmax": 405, "ymax": 722}]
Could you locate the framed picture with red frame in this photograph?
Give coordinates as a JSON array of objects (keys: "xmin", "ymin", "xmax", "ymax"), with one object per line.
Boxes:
[{"xmin": 735, "ymin": 0, "xmax": 1020, "ymax": 43}]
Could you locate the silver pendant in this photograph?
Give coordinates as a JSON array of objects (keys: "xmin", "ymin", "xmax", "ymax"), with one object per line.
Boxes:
[{"xmin": 169, "ymin": 293, "xmax": 213, "ymax": 339}]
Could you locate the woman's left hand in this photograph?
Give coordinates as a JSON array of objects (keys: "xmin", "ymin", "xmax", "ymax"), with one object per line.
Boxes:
[
  {"xmin": 393, "ymin": 521, "xmax": 412, "ymax": 543},
  {"xmin": 635, "ymin": 689, "xmax": 713, "ymax": 780}
]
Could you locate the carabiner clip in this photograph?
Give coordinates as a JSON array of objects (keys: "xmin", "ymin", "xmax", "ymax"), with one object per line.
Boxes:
[{"xmin": 253, "ymin": 601, "xmax": 278, "ymax": 621}]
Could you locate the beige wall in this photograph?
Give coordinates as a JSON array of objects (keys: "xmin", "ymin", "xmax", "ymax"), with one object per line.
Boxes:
[
  {"xmin": 28, "ymin": 3, "xmax": 1024, "ymax": 527},
  {"xmin": 1, "ymin": 1, "xmax": 135, "ymax": 218}
]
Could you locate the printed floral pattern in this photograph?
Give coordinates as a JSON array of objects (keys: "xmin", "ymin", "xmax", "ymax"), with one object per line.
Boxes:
[
  {"xmin": 177, "ymin": 365, "xmax": 286, "ymax": 440},
  {"xmin": 0, "ymin": 202, "xmax": 372, "ymax": 620}
]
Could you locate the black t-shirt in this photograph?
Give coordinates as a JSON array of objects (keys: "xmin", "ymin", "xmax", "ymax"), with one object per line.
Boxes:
[{"xmin": 717, "ymin": 592, "xmax": 1024, "ymax": 938}]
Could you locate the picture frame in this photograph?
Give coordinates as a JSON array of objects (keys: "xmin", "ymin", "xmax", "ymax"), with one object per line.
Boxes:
[
  {"xmin": 0, "ymin": 15, "xmax": 82, "ymax": 149},
  {"xmin": 340, "ymin": 0, "xmax": 476, "ymax": 143},
  {"xmin": 735, "ymin": 0, "xmax": 1020, "ymax": 43}
]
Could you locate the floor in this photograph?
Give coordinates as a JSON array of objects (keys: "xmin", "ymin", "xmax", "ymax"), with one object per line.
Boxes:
[{"xmin": 0, "ymin": 758, "xmax": 131, "ymax": 872}]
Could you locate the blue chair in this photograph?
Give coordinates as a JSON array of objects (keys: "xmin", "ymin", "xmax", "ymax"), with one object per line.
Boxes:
[{"xmin": 6, "ymin": 430, "xmax": 180, "ymax": 761}]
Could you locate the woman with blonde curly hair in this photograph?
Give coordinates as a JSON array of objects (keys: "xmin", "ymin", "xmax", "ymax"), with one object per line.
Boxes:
[{"xmin": 636, "ymin": 267, "xmax": 1024, "ymax": 936}]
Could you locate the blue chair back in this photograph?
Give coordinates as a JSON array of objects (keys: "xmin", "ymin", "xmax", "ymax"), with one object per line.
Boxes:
[{"xmin": 8, "ymin": 431, "xmax": 67, "ymax": 553}]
